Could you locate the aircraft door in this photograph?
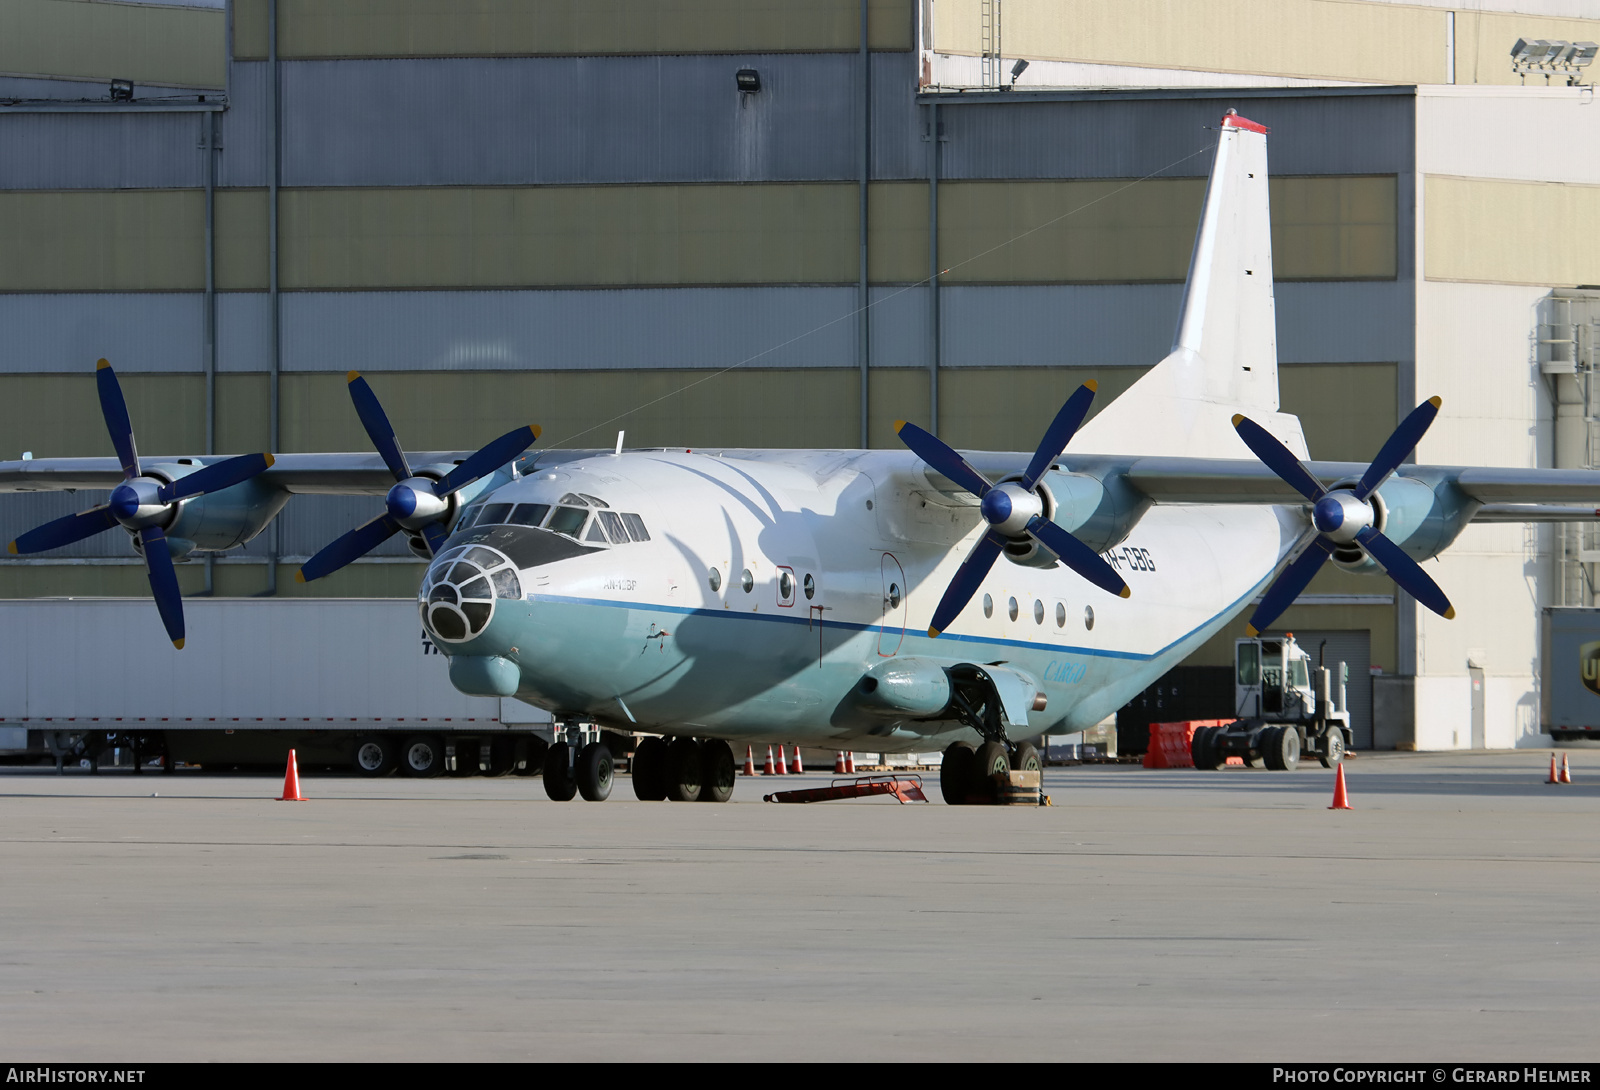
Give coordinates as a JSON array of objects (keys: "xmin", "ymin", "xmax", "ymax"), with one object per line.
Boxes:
[{"xmin": 878, "ymin": 552, "xmax": 906, "ymax": 656}]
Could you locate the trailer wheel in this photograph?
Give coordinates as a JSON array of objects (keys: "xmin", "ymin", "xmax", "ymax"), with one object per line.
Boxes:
[
  {"xmin": 543, "ymin": 742, "xmax": 577, "ymax": 801},
  {"xmin": 1191, "ymin": 726, "xmax": 1221, "ymax": 771},
  {"xmin": 353, "ymin": 737, "xmax": 398, "ymax": 778},
  {"xmin": 1265, "ymin": 725, "xmax": 1300, "ymax": 771},
  {"xmin": 940, "ymin": 743, "xmax": 975, "ymax": 805},
  {"xmin": 515, "ymin": 736, "xmax": 548, "ymax": 776},
  {"xmin": 576, "ymin": 742, "xmax": 613, "ymax": 802},
  {"xmin": 1319, "ymin": 728, "xmax": 1345, "ymax": 769},
  {"xmin": 400, "ymin": 735, "xmax": 445, "ymax": 777},
  {"xmin": 698, "ymin": 739, "xmax": 735, "ymax": 803}
]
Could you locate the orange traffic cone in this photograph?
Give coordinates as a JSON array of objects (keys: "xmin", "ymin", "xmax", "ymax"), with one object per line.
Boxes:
[
  {"xmin": 834, "ymin": 751, "xmax": 847, "ymax": 774},
  {"xmin": 775, "ymin": 745, "xmax": 789, "ymax": 775},
  {"xmin": 845, "ymin": 751, "xmax": 856, "ymax": 774},
  {"xmin": 1548, "ymin": 752, "xmax": 1561, "ymax": 784},
  {"xmin": 743, "ymin": 746, "xmax": 757, "ymax": 777},
  {"xmin": 278, "ymin": 749, "xmax": 306, "ymax": 801},
  {"xmin": 1328, "ymin": 763, "xmax": 1352, "ymax": 810},
  {"xmin": 1561, "ymin": 753, "xmax": 1573, "ymax": 784},
  {"xmin": 790, "ymin": 745, "xmax": 804, "ymax": 774},
  {"xmin": 762, "ymin": 746, "xmax": 776, "ymax": 776}
]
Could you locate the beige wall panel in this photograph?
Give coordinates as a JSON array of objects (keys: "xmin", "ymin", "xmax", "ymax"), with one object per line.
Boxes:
[
  {"xmin": 1425, "ymin": 176, "xmax": 1600, "ymax": 288},
  {"xmin": 1271, "ymin": 176, "xmax": 1396, "ymax": 281},
  {"xmin": 868, "ymin": 367, "xmax": 928, "ymax": 447},
  {"xmin": 1456, "ymin": 10, "xmax": 1600, "ymax": 87},
  {"xmin": 0, "ymin": 374, "xmax": 204, "ymax": 460},
  {"xmin": 234, "ymin": 0, "xmax": 911, "ymax": 60},
  {"xmin": 1280, "ymin": 362, "xmax": 1397, "ymax": 462},
  {"xmin": 940, "ymin": 177, "xmax": 1393, "ymax": 284},
  {"xmin": 0, "ymin": 191, "xmax": 203, "ymax": 293},
  {"xmin": 0, "ymin": 0, "xmax": 223, "ymax": 88},
  {"xmin": 1184, "ymin": 601, "xmax": 1395, "ymax": 671},
  {"xmin": 280, "ymin": 185, "xmax": 859, "ymax": 289},
  {"xmin": 216, "ymin": 189, "xmax": 269, "ymax": 293},
  {"xmin": 216, "ymin": 374, "xmax": 272, "ymax": 455},
  {"xmin": 934, "ymin": 0, "xmax": 1446, "ymax": 84},
  {"xmin": 868, "ymin": 182, "xmax": 929, "ymax": 284}
]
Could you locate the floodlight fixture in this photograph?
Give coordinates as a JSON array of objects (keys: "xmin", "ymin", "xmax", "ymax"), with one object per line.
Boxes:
[
  {"xmin": 735, "ymin": 68, "xmax": 761, "ymax": 94},
  {"xmin": 109, "ymin": 78, "xmax": 133, "ymax": 102},
  {"xmin": 1574, "ymin": 42, "xmax": 1598, "ymax": 68},
  {"xmin": 1010, "ymin": 58, "xmax": 1030, "ymax": 83},
  {"xmin": 1511, "ymin": 37, "xmax": 1596, "ymax": 83}
]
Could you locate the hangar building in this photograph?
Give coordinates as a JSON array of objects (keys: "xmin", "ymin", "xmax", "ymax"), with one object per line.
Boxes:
[{"xmin": 2, "ymin": 0, "xmax": 1599, "ymax": 750}]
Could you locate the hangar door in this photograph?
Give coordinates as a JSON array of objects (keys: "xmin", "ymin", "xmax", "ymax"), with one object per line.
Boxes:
[{"xmin": 1264, "ymin": 628, "xmax": 1373, "ymax": 749}]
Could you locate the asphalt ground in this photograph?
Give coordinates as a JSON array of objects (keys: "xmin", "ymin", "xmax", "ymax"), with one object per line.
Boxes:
[{"xmin": 0, "ymin": 751, "xmax": 1596, "ymax": 1062}]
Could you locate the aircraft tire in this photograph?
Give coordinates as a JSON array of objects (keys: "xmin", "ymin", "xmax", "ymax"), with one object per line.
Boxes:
[
  {"xmin": 543, "ymin": 741, "xmax": 577, "ymax": 801},
  {"xmin": 1011, "ymin": 742, "xmax": 1041, "ymax": 773},
  {"xmin": 1319, "ymin": 728, "xmax": 1346, "ymax": 769},
  {"xmin": 666, "ymin": 738, "xmax": 703, "ymax": 802},
  {"xmin": 399, "ymin": 734, "xmax": 446, "ymax": 778},
  {"xmin": 631, "ymin": 737, "xmax": 669, "ymax": 800},
  {"xmin": 940, "ymin": 743, "xmax": 975, "ymax": 805},
  {"xmin": 576, "ymin": 742, "xmax": 613, "ymax": 802},
  {"xmin": 698, "ymin": 739, "xmax": 736, "ymax": 803},
  {"xmin": 352, "ymin": 737, "xmax": 398, "ymax": 778},
  {"xmin": 975, "ymin": 740, "xmax": 1010, "ymax": 802}
]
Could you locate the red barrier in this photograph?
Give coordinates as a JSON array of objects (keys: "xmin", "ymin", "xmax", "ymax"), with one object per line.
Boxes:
[{"xmin": 1143, "ymin": 720, "xmax": 1241, "ymax": 769}]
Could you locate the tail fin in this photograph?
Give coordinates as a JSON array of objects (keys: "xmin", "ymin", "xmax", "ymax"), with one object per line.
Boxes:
[{"xmin": 1074, "ymin": 110, "xmax": 1307, "ymax": 460}]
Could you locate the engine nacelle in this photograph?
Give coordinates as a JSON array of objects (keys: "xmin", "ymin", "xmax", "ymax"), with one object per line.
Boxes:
[
  {"xmin": 847, "ymin": 656, "xmax": 954, "ymax": 719},
  {"xmin": 1036, "ymin": 468, "xmax": 1150, "ymax": 555},
  {"xmin": 157, "ymin": 464, "xmax": 290, "ymax": 554},
  {"xmin": 1329, "ymin": 473, "xmax": 1478, "ymax": 575}
]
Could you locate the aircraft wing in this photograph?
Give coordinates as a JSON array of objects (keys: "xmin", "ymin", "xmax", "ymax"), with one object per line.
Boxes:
[{"xmin": 0, "ymin": 452, "xmax": 491, "ymax": 496}]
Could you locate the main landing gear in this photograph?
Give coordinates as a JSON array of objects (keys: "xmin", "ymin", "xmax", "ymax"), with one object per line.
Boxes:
[
  {"xmin": 629, "ymin": 736, "xmax": 735, "ymax": 803},
  {"xmin": 939, "ymin": 739, "xmax": 1041, "ymax": 804}
]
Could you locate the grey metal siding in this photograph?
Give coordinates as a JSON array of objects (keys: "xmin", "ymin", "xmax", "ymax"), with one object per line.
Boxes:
[
  {"xmin": 0, "ymin": 294, "xmax": 204, "ymax": 373},
  {"xmin": 0, "ymin": 111, "xmax": 206, "ymax": 190}
]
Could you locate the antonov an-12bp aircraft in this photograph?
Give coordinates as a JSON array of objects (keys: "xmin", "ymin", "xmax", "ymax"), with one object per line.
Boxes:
[{"xmin": 6, "ymin": 111, "xmax": 1599, "ymax": 804}]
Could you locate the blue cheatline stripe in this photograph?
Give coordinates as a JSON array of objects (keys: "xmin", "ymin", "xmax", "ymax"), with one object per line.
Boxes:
[{"xmin": 528, "ymin": 576, "xmax": 1271, "ymax": 665}]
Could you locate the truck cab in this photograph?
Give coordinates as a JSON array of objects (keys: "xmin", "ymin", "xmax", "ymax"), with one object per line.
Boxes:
[{"xmin": 1191, "ymin": 634, "xmax": 1354, "ymax": 771}]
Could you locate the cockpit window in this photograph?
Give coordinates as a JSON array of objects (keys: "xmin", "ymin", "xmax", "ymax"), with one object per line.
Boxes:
[
  {"xmin": 477, "ymin": 503, "xmax": 513, "ymax": 526},
  {"xmin": 546, "ymin": 506, "xmax": 587, "ymax": 537},
  {"xmin": 620, "ymin": 513, "xmax": 650, "ymax": 542},
  {"xmin": 455, "ymin": 507, "xmax": 483, "ymax": 531},
  {"xmin": 509, "ymin": 503, "xmax": 550, "ymax": 527},
  {"xmin": 579, "ymin": 493, "xmax": 609, "ymax": 508},
  {"xmin": 584, "ymin": 519, "xmax": 608, "ymax": 544},
  {"xmin": 557, "ymin": 493, "xmax": 588, "ymax": 507},
  {"xmin": 597, "ymin": 511, "xmax": 627, "ymax": 543}
]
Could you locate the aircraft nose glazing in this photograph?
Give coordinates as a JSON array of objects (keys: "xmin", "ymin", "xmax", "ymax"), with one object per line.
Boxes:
[{"xmin": 418, "ymin": 544, "xmax": 522, "ymax": 646}]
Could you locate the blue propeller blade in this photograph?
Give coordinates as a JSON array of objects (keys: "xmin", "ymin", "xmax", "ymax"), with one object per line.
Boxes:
[
  {"xmin": 1355, "ymin": 396, "xmax": 1441, "ymax": 502},
  {"xmin": 419, "ymin": 521, "xmax": 449, "ymax": 555},
  {"xmin": 1020, "ymin": 382, "xmax": 1097, "ymax": 491},
  {"xmin": 1232, "ymin": 415, "xmax": 1326, "ymax": 503},
  {"xmin": 435, "ymin": 425, "xmax": 541, "ymax": 498},
  {"xmin": 95, "ymin": 359, "xmax": 140, "ymax": 479},
  {"xmin": 928, "ymin": 530, "xmax": 1007, "ymax": 637},
  {"xmin": 159, "ymin": 453, "xmax": 275, "ymax": 504},
  {"xmin": 1354, "ymin": 525, "xmax": 1455, "ymax": 619},
  {"xmin": 1245, "ymin": 534, "xmax": 1332, "ymax": 636},
  {"xmin": 893, "ymin": 421, "xmax": 993, "ymax": 499},
  {"xmin": 347, "ymin": 372, "xmax": 413, "ymax": 483},
  {"xmin": 139, "ymin": 526, "xmax": 185, "ymax": 649},
  {"xmin": 1026, "ymin": 516, "xmax": 1130, "ymax": 599},
  {"xmin": 298, "ymin": 513, "xmax": 402, "ymax": 584},
  {"xmin": 9, "ymin": 505, "xmax": 119, "ymax": 555}
]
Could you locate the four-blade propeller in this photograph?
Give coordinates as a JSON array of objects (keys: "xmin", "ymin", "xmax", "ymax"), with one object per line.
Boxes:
[
  {"xmin": 7, "ymin": 359, "xmax": 275, "ymax": 649},
  {"xmin": 1232, "ymin": 397, "xmax": 1455, "ymax": 636},
  {"xmin": 894, "ymin": 382, "xmax": 1130, "ymax": 638},
  {"xmin": 297, "ymin": 372, "xmax": 540, "ymax": 583}
]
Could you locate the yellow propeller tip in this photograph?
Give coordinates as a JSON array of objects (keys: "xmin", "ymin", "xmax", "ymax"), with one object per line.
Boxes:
[
  {"xmin": 1444, "ymin": 606, "xmax": 1456, "ymax": 620},
  {"xmin": 529, "ymin": 424, "xmax": 542, "ymax": 440},
  {"xmin": 894, "ymin": 420, "xmax": 908, "ymax": 433},
  {"xmin": 1245, "ymin": 624, "xmax": 1260, "ymax": 637},
  {"xmin": 262, "ymin": 453, "xmax": 276, "ymax": 467},
  {"xmin": 1231, "ymin": 413, "xmax": 1245, "ymax": 426},
  {"xmin": 96, "ymin": 358, "xmax": 111, "ymax": 370},
  {"xmin": 1084, "ymin": 379, "xmax": 1098, "ymax": 392},
  {"xmin": 346, "ymin": 371, "xmax": 361, "ymax": 383},
  {"xmin": 172, "ymin": 639, "xmax": 185, "ymax": 650},
  {"xmin": 1119, "ymin": 585, "xmax": 1131, "ymax": 599},
  {"xmin": 6, "ymin": 542, "xmax": 16, "ymax": 555},
  {"xmin": 294, "ymin": 570, "xmax": 307, "ymax": 584},
  {"xmin": 1428, "ymin": 395, "xmax": 1442, "ymax": 408},
  {"xmin": 927, "ymin": 627, "xmax": 941, "ymax": 638}
]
